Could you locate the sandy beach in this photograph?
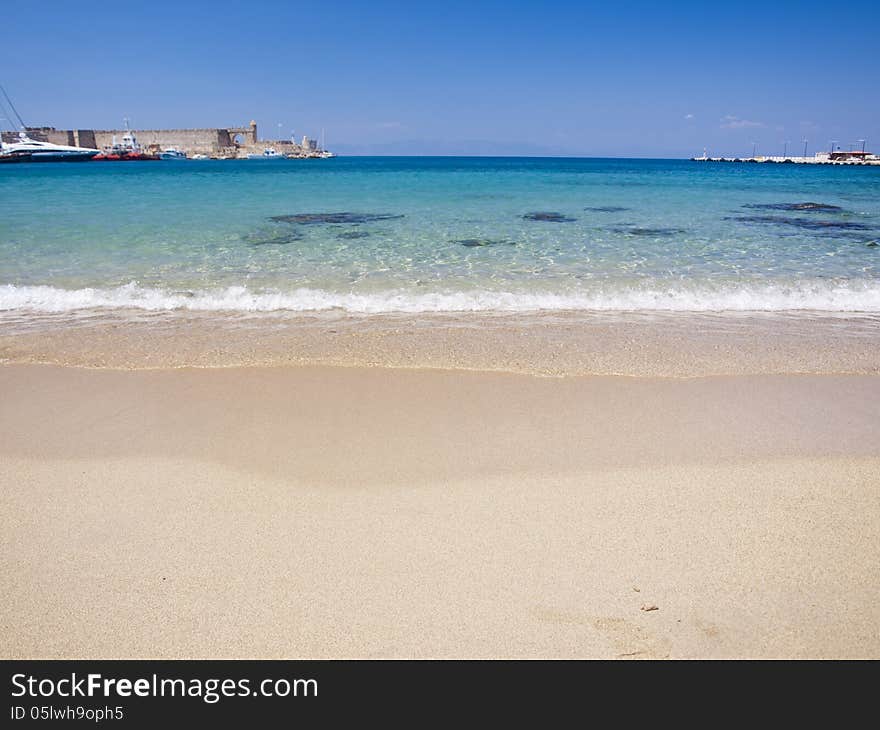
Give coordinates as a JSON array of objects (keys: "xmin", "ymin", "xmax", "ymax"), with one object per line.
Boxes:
[
  {"xmin": 4, "ymin": 0, "xmax": 880, "ymax": 695},
  {"xmin": 2, "ymin": 363, "xmax": 878, "ymax": 658}
]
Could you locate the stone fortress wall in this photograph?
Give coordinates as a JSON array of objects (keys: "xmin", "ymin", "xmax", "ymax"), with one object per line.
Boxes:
[{"xmin": 1, "ymin": 121, "xmax": 308, "ymax": 158}]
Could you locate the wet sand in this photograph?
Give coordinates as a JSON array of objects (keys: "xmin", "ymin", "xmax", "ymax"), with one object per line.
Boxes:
[
  {"xmin": 1, "ymin": 364, "xmax": 878, "ymax": 658},
  {"xmin": 2, "ymin": 309, "xmax": 879, "ymax": 376}
]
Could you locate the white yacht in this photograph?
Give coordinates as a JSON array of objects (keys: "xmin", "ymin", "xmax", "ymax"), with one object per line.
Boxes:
[
  {"xmin": 159, "ymin": 147, "xmax": 187, "ymax": 160},
  {"xmin": 247, "ymin": 147, "xmax": 283, "ymax": 159},
  {"xmin": 0, "ymin": 148, "xmax": 33, "ymax": 163},
  {"xmin": 1, "ymin": 131, "xmax": 100, "ymax": 162}
]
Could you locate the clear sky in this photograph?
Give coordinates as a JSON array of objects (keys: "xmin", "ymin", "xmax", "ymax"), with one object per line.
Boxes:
[{"xmin": 1, "ymin": 0, "xmax": 877, "ymax": 157}]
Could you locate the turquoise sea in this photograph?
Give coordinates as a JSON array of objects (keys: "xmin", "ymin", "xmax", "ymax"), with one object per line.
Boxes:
[{"xmin": 1, "ymin": 157, "xmax": 879, "ymax": 315}]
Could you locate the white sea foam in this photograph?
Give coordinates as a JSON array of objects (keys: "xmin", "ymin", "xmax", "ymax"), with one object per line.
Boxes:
[{"xmin": 2, "ymin": 280, "xmax": 880, "ymax": 314}]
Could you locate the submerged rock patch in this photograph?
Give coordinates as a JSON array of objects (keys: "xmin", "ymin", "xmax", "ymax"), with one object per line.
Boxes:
[
  {"xmin": 522, "ymin": 212, "xmax": 576, "ymax": 222},
  {"xmin": 725, "ymin": 215, "xmax": 870, "ymax": 231},
  {"xmin": 242, "ymin": 230, "xmax": 303, "ymax": 246},
  {"xmin": 336, "ymin": 230, "xmax": 371, "ymax": 239},
  {"xmin": 455, "ymin": 238, "xmax": 516, "ymax": 247},
  {"xmin": 270, "ymin": 213, "xmax": 404, "ymax": 225},
  {"xmin": 743, "ymin": 202, "xmax": 843, "ymax": 212},
  {"xmin": 610, "ymin": 226, "xmax": 686, "ymax": 237}
]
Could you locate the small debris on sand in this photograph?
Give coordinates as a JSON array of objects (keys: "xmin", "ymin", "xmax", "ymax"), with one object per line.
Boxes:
[{"xmin": 640, "ymin": 604, "xmax": 659, "ymax": 612}]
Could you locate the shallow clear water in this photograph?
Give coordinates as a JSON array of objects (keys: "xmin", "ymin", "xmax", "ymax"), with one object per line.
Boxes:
[{"xmin": 1, "ymin": 157, "xmax": 879, "ymax": 314}]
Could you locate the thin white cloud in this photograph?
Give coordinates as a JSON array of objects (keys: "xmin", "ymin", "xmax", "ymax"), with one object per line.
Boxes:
[
  {"xmin": 684, "ymin": 113, "xmax": 694, "ymax": 120},
  {"xmin": 720, "ymin": 115, "xmax": 765, "ymax": 129}
]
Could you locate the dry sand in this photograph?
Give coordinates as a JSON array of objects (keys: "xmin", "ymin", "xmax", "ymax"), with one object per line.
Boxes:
[{"xmin": 1, "ymin": 364, "xmax": 879, "ymax": 658}]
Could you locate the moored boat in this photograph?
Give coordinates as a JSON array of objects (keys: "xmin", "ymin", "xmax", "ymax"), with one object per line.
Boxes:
[
  {"xmin": 247, "ymin": 147, "xmax": 283, "ymax": 159},
  {"xmin": 0, "ymin": 148, "xmax": 34, "ymax": 163},
  {"xmin": 93, "ymin": 122, "xmax": 160, "ymax": 161},
  {"xmin": 159, "ymin": 147, "xmax": 187, "ymax": 160},
  {"xmin": 1, "ymin": 131, "xmax": 100, "ymax": 162},
  {"xmin": 0, "ymin": 84, "xmax": 100, "ymax": 162},
  {"xmin": 93, "ymin": 149, "xmax": 160, "ymax": 161}
]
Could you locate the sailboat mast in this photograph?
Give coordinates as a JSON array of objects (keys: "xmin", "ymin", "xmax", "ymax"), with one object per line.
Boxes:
[{"xmin": 0, "ymin": 84, "xmax": 27, "ymax": 130}]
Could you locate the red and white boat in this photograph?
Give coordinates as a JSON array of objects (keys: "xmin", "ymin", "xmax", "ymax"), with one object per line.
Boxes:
[{"xmin": 93, "ymin": 121, "xmax": 159, "ymax": 161}]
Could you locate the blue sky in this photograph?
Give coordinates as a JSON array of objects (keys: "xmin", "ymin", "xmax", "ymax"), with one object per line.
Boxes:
[{"xmin": 1, "ymin": 0, "xmax": 877, "ymax": 157}]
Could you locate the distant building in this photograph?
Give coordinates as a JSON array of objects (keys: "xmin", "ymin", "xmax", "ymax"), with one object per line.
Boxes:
[{"xmin": 828, "ymin": 150, "xmax": 872, "ymax": 162}]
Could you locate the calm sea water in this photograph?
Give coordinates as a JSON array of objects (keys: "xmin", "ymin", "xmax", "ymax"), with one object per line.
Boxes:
[{"xmin": 1, "ymin": 157, "xmax": 878, "ymax": 315}]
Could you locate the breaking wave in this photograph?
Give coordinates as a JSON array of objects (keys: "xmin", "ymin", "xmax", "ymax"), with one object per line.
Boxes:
[{"xmin": 2, "ymin": 280, "xmax": 880, "ymax": 314}]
